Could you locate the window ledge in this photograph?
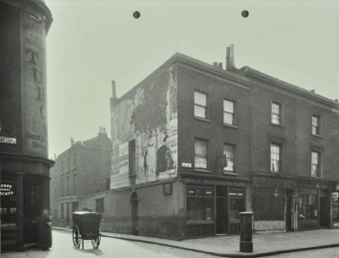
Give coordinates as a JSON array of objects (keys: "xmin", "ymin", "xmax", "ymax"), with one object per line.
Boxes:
[
  {"xmin": 270, "ymin": 123, "xmax": 284, "ymax": 128},
  {"xmin": 223, "ymin": 172, "xmax": 238, "ymax": 176},
  {"xmin": 194, "ymin": 169, "xmax": 212, "ymax": 173},
  {"xmin": 311, "ymin": 134, "xmax": 322, "ymax": 139},
  {"xmin": 223, "ymin": 123, "xmax": 238, "ymax": 129},
  {"xmin": 194, "ymin": 117, "xmax": 211, "ymax": 123}
]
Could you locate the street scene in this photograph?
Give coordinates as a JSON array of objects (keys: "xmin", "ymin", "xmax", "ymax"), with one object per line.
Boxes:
[{"xmin": 2, "ymin": 0, "xmax": 339, "ymax": 257}]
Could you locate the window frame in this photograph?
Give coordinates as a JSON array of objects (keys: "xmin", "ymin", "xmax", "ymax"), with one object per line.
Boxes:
[
  {"xmin": 311, "ymin": 115, "xmax": 321, "ymax": 136},
  {"xmin": 311, "ymin": 149, "xmax": 322, "ymax": 178},
  {"xmin": 194, "ymin": 138, "xmax": 208, "ymax": 170},
  {"xmin": 271, "ymin": 101, "xmax": 283, "ymax": 126},
  {"xmin": 223, "ymin": 99, "xmax": 235, "ymax": 125},
  {"xmin": 194, "ymin": 91, "xmax": 208, "ymax": 119},
  {"xmin": 270, "ymin": 142, "xmax": 282, "ymax": 173},
  {"xmin": 223, "ymin": 143, "xmax": 236, "ymax": 173}
]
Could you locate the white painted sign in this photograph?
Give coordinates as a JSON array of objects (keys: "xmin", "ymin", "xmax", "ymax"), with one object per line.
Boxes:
[
  {"xmin": 181, "ymin": 162, "xmax": 192, "ymax": 168},
  {"xmin": 0, "ymin": 136, "xmax": 17, "ymax": 145}
]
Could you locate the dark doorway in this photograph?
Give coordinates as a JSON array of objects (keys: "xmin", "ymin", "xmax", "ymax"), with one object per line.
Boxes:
[
  {"xmin": 285, "ymin": 190, "xmax": 292, "ymax": 232},
  {"xmin": 216, "ymin": 186, "xmax": 228, "ymax": 234},
  {"xmin": 320, "ymin": 197, "xmax": 329, "ymax": 227},
  {"xmin": 131, "ymin": 192, "xmax": 139, "ymax": 235},
  {"xmin": 23, "ymin": 177, "xmax": 43, "ymax": 244}
]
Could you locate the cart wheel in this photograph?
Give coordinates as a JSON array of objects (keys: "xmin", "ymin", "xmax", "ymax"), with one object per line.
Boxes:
[
  {"xmin": 91, "ymin": 230, "xmax": 101, "ymax": 249},
  {"xmin": 73, "ymin": 226, "xmax": 81, "ymax": 249}
]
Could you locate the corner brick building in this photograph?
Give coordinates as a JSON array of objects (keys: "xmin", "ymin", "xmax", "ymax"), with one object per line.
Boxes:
[
  {"xmin": 50, "ymin": 128, "xmax": 111, "ymax": 228},
  {"xmin": 68, "ymin": 46, "xmax": 339, "ymax": 240}
]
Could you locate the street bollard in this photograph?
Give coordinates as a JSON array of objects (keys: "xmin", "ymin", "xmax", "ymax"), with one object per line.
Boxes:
[{"xmin": 239, "ymin": 212, "xmax": 253, "ymax": 253}]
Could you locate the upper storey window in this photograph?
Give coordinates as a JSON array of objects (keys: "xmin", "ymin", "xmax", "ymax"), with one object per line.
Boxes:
[
  {"xmin": 223, "ymin": 100, "xmax": 235, "ymax": 125},
  {"xmin": 312, "ymin": 115, "xmax": 321, "ymax": 136},
  {"xmin": 194, "ymin": 91, "xmax": 207, "ymax": 119},
  {"xmin": 271, "ymin": 102, "xmax": 282, "ymax": 125}
]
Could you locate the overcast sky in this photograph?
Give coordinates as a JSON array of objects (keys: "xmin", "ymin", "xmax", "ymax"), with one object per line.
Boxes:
[{"xmin": 46, "ymin": 0, "xmax": 339, "ymax": 159}]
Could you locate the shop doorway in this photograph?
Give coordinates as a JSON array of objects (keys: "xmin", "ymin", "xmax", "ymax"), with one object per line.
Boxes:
[
  {"xmin": 216, "ymin": 186, "xmax": 228, "ymax": 234},
  {"xmin": 320, "ymin": 197, "xmax": 329, "ymax": 227},
  {"xmin": 131, "ymin": 192, "xmax": 139, "ymax": 235},
  {"xmin": 23, "ymin": 177, "xmax": 43, "ymax": 245},
  {"xmin": 285, "ymin": 190, "xmax": 293, "ymax": 232}
]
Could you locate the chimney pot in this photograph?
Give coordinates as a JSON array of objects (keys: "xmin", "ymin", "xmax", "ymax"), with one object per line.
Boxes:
[
  {"xmin": 218, "ymin": 62, "xmax": 223, "ymax": 69},
  {"xmin": 213, "ymin": 62, "xmax": 218, "ymax": 67},
  {"xmin": 112, "ymin": 80, "xmax": 116, "ymax": 98}
]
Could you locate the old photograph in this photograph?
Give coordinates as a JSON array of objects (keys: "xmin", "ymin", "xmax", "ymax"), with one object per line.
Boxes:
[{"xmin": 1, "ymin": 0, "xmax": 339, "ymax": 257}]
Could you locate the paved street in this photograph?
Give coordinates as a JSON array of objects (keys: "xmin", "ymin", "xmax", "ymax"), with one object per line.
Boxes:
[
  {"xmin": 263, "ymin": 247, "xmax": 339, "ymax": 258},
  {"xmin": 2, "ymin": 230, "xmax": 218, "ymax": 258}
]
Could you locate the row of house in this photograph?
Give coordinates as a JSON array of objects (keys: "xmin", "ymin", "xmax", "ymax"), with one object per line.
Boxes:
[{"xmin": 50, "ymin": 45, "xmax": 339, "ymax": 240}]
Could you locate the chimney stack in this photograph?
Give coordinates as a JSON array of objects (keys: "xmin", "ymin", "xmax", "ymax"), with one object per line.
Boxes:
[
  {"xmin": 311, "ymin": 90, "xmax": 315, "ymax": 93},
  {"xmin": 112, "ymin": 80, "xmax": 116, "ymax": 98},
  {"xmin": 218, "ymin": 62, "xmax": 223, "ymax": 69},
  {"xmin": 226, "ymin": 44, "xmax": 235, "ymax": 70},
  {"xmin": 71, "ymin": 137, "xmax": 75, "ymax": 146},
  {"xmin": 335, "ymin": 99, "xmax": 338, "ymax": 102},
  {"xmin": 213, "ymin": 62, "xmax": 218, "ymax": 67}
]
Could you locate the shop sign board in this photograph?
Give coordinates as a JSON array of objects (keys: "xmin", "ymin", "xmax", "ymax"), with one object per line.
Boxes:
[
  {"xmin": 183, "ymin": 177, "xmax": 246, "ymax": 187},
  {"xmin": 0, "ymin": 136, "xmax": 17, "ymax": 144},
  {"xmin": 252, "ymin": 176, "xmax": 297, "ymax": 188},
  {"xmin": 332, "ymin": 192, "xmax": 339, "ymax": 201},
  {"xmin": 0, "ymin": 184, "xmax": 14, "ymax": 196},
  {"xmin": 181, "ymin": 162, "xmax": 192, "ymax": 168}
]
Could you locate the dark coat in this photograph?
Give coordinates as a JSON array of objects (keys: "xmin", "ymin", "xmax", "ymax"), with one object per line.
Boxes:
[{"xmin": 38, "ymin": 214, "xmax": 52, "ymax": 248}]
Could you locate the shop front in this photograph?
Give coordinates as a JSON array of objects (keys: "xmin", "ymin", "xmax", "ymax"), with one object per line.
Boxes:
[
  {"xmin": 1, "ymin": 155, "xmax": 53, "ymax": 252},
  {"xmin": 251, "ymin": 172, "xmax": 333, "ymax": 233},
  {"xmin": 181, "ymin": 173, "xmax": 250, "ymax": 238}
]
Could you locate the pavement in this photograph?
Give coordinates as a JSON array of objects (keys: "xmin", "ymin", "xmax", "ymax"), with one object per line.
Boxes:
[{"xmin": 3, "ymin": 227, "xmax": 339, "ymax": 258}]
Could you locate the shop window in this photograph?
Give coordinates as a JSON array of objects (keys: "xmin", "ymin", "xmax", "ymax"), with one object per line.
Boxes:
[
  {"xmin": 271, "ymin": 102, "xmax": 282, "ymax": 125},
  {"xmin": 194, "ymin": 139, "xmax": 208, "ymax": 169},
  {"xmin": 311, "ymin": 151, "xmax": 321, "ymax": 177},
  {"xmin": 298, "ymin": 194, "xmax": 318, "ymax": 219},
  {"xmin": 229, "ymin": 188, "xmax": 245, "ymax": 220},
  {"xmin": 223, "ymin": 99, "xmax": 235, "ymax": 125},
  {"xmin": 1, "ymin": 181, "xmax": 17, "ymax": 227},
  {"xmin": 194, "ymin": 91, "xmax": 207, "ymax": 119},
  {"xmin": 270, "ymin": 143, "xmax": 282, "ymax": 172},
  {"xmin": 187, "ymin": 186, "xmax": 214, "ymax": 221},
  {"xmin": 223, "ymin": 144, "xmax": 235, "ymax": 172},
  {"xmin": 252, "ymin": 188, "xmax": 284, "ymax": 221},
  {"xmin": 312, "ymin": 115, "xmax": 321, "ymax": 136}
]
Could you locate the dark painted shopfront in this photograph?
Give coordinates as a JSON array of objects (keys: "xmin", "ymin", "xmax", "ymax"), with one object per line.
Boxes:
[
  {"xmin": 251, "ymin": 172, "xmax": 332, "ymax": 232},
  {"xmin": 0, "ymin": 0, "xmax": 53, "ymax": 252},
  {"xmin": 181, "ymin": 173, "xmax": 250, "ymax": 238}
]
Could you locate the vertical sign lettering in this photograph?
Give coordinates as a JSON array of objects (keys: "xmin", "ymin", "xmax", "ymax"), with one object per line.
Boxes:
[{"xmin": 21, "ymin": 12, "xmax": 48, "ymax": 158}]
